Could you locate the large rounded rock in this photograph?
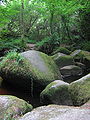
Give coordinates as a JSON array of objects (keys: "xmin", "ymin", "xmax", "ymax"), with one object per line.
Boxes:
[
  {"xmin": 19, "ymin": 105, "xmax": 90, "ymax": 120},
  {"xmin": 40, "ymin": 80, "xmax": 73, "ymax": 105},
  {"xmin": 0, "ymin": 95, "xmax": 33, "ymax": 120},
  {"xmin": 69, "ymin": 74, "xmax": 90, "ymax": 106},
  {"xmin": 0, "ymin": 51, "xmax": 62, "ymax": 92},
  {"xmin": 52, "ymin": 54, "xmax": 74, "ymax": 68}
]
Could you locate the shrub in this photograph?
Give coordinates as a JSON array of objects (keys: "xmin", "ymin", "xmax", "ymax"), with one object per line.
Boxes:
[{"xmin": 81, "ymin": 41, "xmax": 90, "ymax": 52}]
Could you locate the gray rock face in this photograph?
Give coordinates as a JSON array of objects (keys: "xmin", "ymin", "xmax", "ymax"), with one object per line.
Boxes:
[
  {"xmin": 19, "ymin": 105, "xmax": 90, "ymax": 120},
  {"xmin": 0, "ymin": 95, "xmax": 33, "ymax": 120},
  {"xmin": 60, "ymin": 65, "xmax": 83, "ymax": 77},
  {"xmin": 20, "ymin": 50, "xmax": 62, "ymax": 86},
  {"xmin": 69, "ymin": 74, "xmax": 90, "ymax": 106},
  {"xmin": 40, "ymin": 80, "xmax": 73, "ymax": 106},
  {"xmin": 21, "ymin": 50, "xmax": 48, "ymax": 73}
]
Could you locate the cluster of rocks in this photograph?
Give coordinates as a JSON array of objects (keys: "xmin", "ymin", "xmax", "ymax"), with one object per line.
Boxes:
[
  {"xmin": 0, "ymin": 49, "xmax": 90, "ymax": 119},
  {"xmin": 52, "ymin": 49, "xmax": 90, "ymax": 83}
]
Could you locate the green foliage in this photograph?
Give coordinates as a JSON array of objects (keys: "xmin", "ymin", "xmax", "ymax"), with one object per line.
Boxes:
[
  {"xmin": 0, "ymin": 0, "xmax": 90, "ymax": 55},
  {"xmin": 81, "ymin": 41, "xmax": 90, "ymax": 52},
  {"xmin": 0, "ymin": 38, "xmax": 26, "ymax": 53},
  {"xmin": 0, "ymin": 51, "xmax": 24, "ymax": 67},
  {"xmin": 36, "ymin": 33, "xmax": 60, "ymax": 54}
]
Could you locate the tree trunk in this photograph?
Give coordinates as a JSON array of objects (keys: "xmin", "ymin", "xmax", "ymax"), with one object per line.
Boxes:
[{"xmin": 20, "ymin": 0, "xmax": 25, "ymax": 46}]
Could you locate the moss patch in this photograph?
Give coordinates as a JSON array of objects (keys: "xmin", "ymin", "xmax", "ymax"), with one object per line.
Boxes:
[
  {"xmin": 40, "ymin": 80, "xmax": 73, "ymax": 105},
  {"xmin": 0, "ymin": 95, "xmax": 33, "ymax": 120},
  {"xmin": 71, "ymin": 50, "xmax": 90, "ymax": 62},
  {"xmin": 53, "ymin": 55, "xmax": 74, "ymax": 68},
  {"xmin": 0, "ymin": 52, "xmax": 35, "ymax": 88},
  {"xmin": 69, "ymin": 74, "xmax": 90, "ymax": 106},
  {"xmin": 0, "ymin": 51, "xmax": 62, "ymax": 92},
  {"xmin": 52, "ymin": 47, "xmax": 71, "ymax": 55}
]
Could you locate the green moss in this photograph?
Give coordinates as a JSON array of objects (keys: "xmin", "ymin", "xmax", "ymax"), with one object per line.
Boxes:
[
  {"xmin": 0, "ymin": 51, "xmax": 62, "ymax": 89},
  {"xmin": 40, "ymin": 80, "xmax": 72, "ymax": 105},
  {"xmin": 53, "ymin": 55, "xmax": 74, "ymax": 68},
  {"xmin": 0, "ymin": 95, "xmax": 33, "ymax": 120},
  {"xmin": 71, "ymin": 50, "xmax": 90, "ymax": 61},
  {"xmin": 53, "ymin": 47, "xmax": 71, "ymax": 55},
  {"xmin": 69, "ymin": 74, "xmax": 90, "ymax": 106},
  {"xmin": 0, "ymin": 52, "xmax": 35, "ymax": 87}
]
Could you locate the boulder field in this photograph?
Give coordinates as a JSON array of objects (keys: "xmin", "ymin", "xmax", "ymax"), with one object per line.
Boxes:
[
  {"xmin": 40, "ymin": 74, "xmax": 90, "ymax": 106},
  {"xmin": 0, "ymin": 49, "xmax": 90, "ymax": 120}
]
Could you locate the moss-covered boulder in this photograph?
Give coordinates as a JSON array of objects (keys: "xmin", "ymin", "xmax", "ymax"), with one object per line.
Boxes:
[
  {"xmin": 60, "ymin": 65, "xmax": 83, "ymax": 77},
  {"xmin": 0, "ymin": 51, "xmax": 62, "ymax": 92},
  {"xmin": 19, "ymin": 105, "xmax": 90, "ymax": 120},
  {"xmin": 52, "ymin": 47, "xmax": 71, "ymax": 55},
  {"xmin": 40, "ymin": 80, "xmax": 73, "ymax": 105},
  {"xmin": 0, "ymin": 95, "xmax": 33, "ymax": 120},
  {"xmin": 52, "ymin": 54, "xmax": 74, "ymax": 68},
  {"xmin": 69, "ymin": 74, "xmax": 90, "ymax": 106},
  {"xmin": 70, "ymin": 50, "xmax": 90, "ymax": 69}
]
